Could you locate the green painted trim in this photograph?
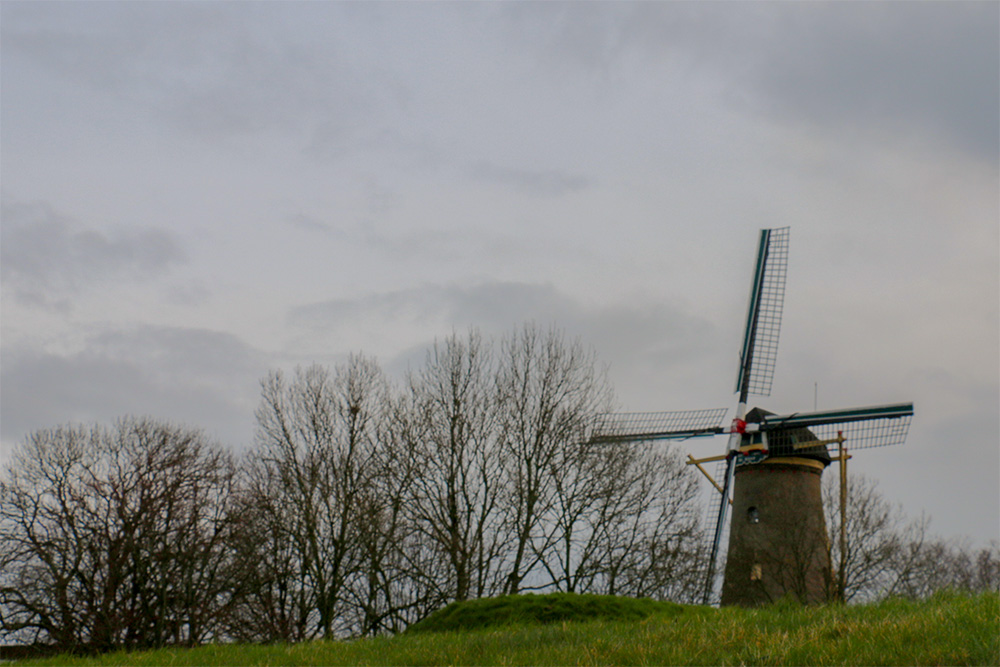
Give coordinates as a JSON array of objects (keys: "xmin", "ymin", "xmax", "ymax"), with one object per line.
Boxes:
[
  {"xmin": 588, "ymin": 427, "xmax": 725, "ymax": 444},
  {"xmin": 735, "ymin": 228, "xmax": 771, "ymax": 396},
  {"xmin": 760, "ymin": 403, "xmax": 914, "ymax": 429}
]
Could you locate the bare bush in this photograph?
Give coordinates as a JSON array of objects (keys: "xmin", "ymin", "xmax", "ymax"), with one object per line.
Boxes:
[{"xmin": 824, "ymin": 473, "xmax": 999, "ymax": 602}]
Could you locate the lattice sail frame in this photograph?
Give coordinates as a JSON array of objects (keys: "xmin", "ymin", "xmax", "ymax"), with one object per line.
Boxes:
[
  {"xmin": 787, "ymin": 414, "xmax": 913, "ymax": 450},
  {"xmin": 589, "ymin": 408, "xmax": 729, "ymax": 443},
  {"xmin": 758, "ymin": 403, "xmax": 914, "ymax": 450},
  {"xmin": 736, "ymin": 226, "xmax": 789, "ymax": 398}
]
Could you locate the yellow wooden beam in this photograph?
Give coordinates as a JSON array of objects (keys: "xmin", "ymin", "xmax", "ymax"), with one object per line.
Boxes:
[
  {"xmin": 686, "ymin": 453, "xmax": 728, "ymax": 465},
  {"xmin": 792, "ymin": 434, "xmax": 846, "ymax": 450},
  {"xmin": 686, "ymin": 454, "xmax": 732, "ymax": 506}
]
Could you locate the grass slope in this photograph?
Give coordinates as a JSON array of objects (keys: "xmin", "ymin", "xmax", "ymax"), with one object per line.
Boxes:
[
  {"xmin": 405, "ymin": 592, "xmax": 684, "ymax": 633},
  {"xmin": 19, "ymin": 591, "xmax": 1000, "ymax": 666}
]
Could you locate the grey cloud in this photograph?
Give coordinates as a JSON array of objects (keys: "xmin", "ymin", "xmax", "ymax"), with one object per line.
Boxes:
[
  {"xmin": 289, "ymin": 284, "xmax": 456, "ymax": 330},
  {"xmin": 496, "ymin": 3, "xmax": 638, "ymax": 78},
  {"xmin": 287, "ymin": 212, "xmax": 337, "ymax": 234},
  {"xmin": 316, "ymin": 216, "xmax": 524, "ymax": 267},
  {"xmin": 292, "ymin": 280, "xmax": 714, "ymax": 350},
  {"xmin": 748, "ymin": 3, "xmax": 999, "ymax": 161},
  {"xmin": 446, "ymin": 282, "xmax": 727, "ymax": 409},
  {"xmin": 291, "ymin": 280, "xmax": 723, "ymax": 408},
  {"xmin": 88, "ymin": 326, "xmax": 265, "ymax": 385},
  {"xmin": 1, "ymin": 3, "xmax": 398, "ymax": 143},
  {"xmin": 0, "ymin": 325, "xmax": 267, "ymax": 451},
  {"xmin": 0, "ymin": 201, "xmax": 186, "ymax": 307},
  {"xmin": 6, "ymin": 3, "xmax": 993, "ymax": 160},
  {"xmin": 500, "ymin": 2, "xmax": 999, "ymax": 162},
  {"xmin": 469, "ymin": 162, "xmax": 593, "ymax": 197}
]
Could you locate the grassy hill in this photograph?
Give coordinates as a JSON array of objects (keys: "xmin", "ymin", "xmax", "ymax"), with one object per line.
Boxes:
[
  {"xmin": 405, "ymin": 592, "xmax": 685, "ymax": 633},
  {"xmin": 17, "ymin": 590, "xmax": 999, "ymax": 666}
]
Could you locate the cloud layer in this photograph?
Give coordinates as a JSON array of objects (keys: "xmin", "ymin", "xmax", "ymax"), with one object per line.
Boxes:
[
  {"xmin": 1, "ymin": 201, "xmax": 186, "ymax": 309},
  {"xmin": 2, "ymin": 2, "xmax": 996, "ymax": 546}
]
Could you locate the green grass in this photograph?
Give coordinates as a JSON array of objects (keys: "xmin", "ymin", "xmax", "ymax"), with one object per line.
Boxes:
[
  {"xmin": 19, "ymin": 590, "xmax": 1000, "ymax": 666},
  {"xmin": 405, "ymin": 591, "xmax": 684, "ymax": 633}
]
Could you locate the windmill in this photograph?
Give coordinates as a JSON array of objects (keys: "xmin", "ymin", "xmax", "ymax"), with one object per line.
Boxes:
[{"xmin": 589, "ymin": 227, "xmax": 913, "ymax": 606}]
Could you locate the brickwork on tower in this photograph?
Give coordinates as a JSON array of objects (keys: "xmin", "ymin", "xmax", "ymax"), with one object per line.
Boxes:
[{"xmin": 720, "ymin": 458, "xmax": 833, "ymax": 606}]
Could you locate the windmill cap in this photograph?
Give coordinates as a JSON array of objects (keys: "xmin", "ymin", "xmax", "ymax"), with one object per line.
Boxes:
[{"xmin": 745, "ymin": 407, "xmax": 833, "ymax": 465}]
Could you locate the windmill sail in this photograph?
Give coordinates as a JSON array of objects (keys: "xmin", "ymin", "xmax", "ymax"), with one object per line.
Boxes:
[
  {"xmin": 702, "ymin": 456, "xmax": 735, "ymax": 604},
  {"xmin": 704, "ymin": 226, "xmax": 790, "ymax": 605},
  {"xmin": 701, "ymin": 459, "xmax": 731, "ymax": 601},
  {"xmin": 585, "ymin": 407, "xmax": 733, "ymax": 605},
  {"xmin": 735, "ymin": 227, "xmax": 789, "ymax": 401},
  {"xmin": 588, "ymin": 408, "xmax": 728, "ymax": 443},
  {"xmin": 758, "ymin": 403, "xmax": 914, "ymax": 449}
]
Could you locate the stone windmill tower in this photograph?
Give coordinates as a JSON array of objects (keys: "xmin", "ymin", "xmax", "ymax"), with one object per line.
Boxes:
[{"xmin": 590, "ymin": 228, "xmax": 913, "ymax": 605}]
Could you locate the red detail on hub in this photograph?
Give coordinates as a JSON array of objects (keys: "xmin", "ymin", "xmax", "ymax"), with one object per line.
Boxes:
[{"xmin": 731, "ymin": 418, "xmax": 747, "ymax": 434}]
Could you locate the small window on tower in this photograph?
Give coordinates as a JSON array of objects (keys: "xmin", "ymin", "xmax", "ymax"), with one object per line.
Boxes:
[{"xmin": 747, "ymin": 506, "xmax": 760, "ymax": 524}]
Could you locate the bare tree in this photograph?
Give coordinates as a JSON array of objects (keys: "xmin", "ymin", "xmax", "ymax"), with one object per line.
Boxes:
[
  {"xmin": 345, "ymin": 391, "xmax": 441, "ymax": 636},
  {"xmin": 114, "ymin": 419, "xmax": 238, "ymax": 648},
  {"xmin": 539, "ymin": 436, "xmax": 609, "ymax": 593},
  {"xmin": 592, "ymin": 443, "xmax": 704, "ymax": 602},
  {"xmin": 0, "ymin": 418, "xmax": 237, "ymax": 653},
  {"xmin": 0, "ymin": 425, "xmax": 95, "ymax": 650},
  {"xmin": 494, "ymin": 324, "xmax": 616, "ymax": 595},
  {"xmin": 403, "ymin": 330, "xmax": 508, "ymax": 603},
  {"xmin": 823, "ymin": 474, "xmax": 907, "ymax": 603},
  {"xmin": 824, "ymin": 474, "xmax": 999, "ymax": 603},
  {"xmin": 972, "ymin": 544, "xmax": 1000, "ymax": 593},
  {"xmin": 885, "ymin": 532, "xmax": 1000, "ymax": 600},
  {"xmin": 232, "ymin": 356, "xmax": 388, "ymax": 641},
  {"xmin": 539, "ymin": 437, "xmax": 700, "ymax": 599},
  {"xmin": 225, "ymin": 461, "xmax": 312, "ymax": 642}
]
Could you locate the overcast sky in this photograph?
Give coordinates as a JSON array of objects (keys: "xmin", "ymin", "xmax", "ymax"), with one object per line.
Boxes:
[{"xmin": 2, "ymin": 2, "xmax": 997, "ymax": 547}]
